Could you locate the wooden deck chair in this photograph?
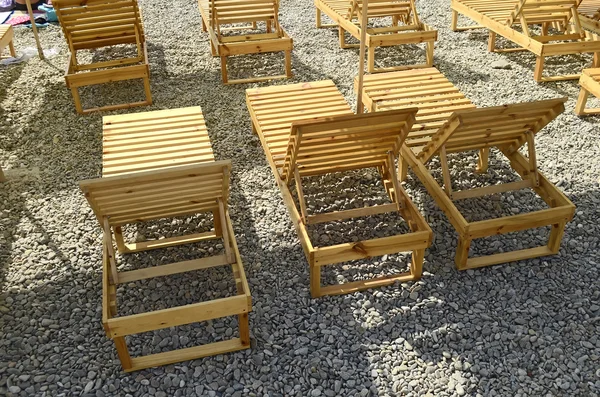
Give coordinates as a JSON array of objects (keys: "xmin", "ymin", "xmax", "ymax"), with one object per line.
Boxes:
[
  {"xmin": 79, "ymin": 161, "xmax": 252, "ymax": 372},
  {"xmin": 54, "ymin": 0, "xmax": 152, "ymax": 114},
  {"xmin": 0, "ymin": 25, "xmax": 16, "ymax": 59},
  {"xmin": 450, "ymin": 0, "xmax": 600, "ymax": 82},
  {"xmin": 578, "ymin": 0, "xmax": 600, "ymax": 33},
  {"xmin": 246, "ymin": 81, "xmax": 432, "ymax": 298},
  {"xmin": 355, "ymin": 68, "xmax": 575, "ymax": 270},
  {"xmin": 314, "ymin": 0, "xmax": 437, "ymax": 72},
  {"xmin": 198, "ymin": 0, "xmax": 293, "ymax": 84},
  {"xmin": 575, "ymin": 67, "xmax": 600, "ymax": 114}
]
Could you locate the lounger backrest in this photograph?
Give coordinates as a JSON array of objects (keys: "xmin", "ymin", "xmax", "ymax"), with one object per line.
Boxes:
[
  {"xmin": 348, "ymin": 0, "xmax": 417, "ymax": 25},
  {"xmin": 54, "ymin": 0, "xmax": 144, "ymax": 52},
  {"xmin": 417, "ymin": 98, "xmax": 567, "ymax": 163},
  {"xmin": 506, "ymin": 0, "xmax": 581, "ymax": 26},
  {"xmin": 281, "ymin": 109, "xmax": 418, "ymax": 180},
  {"xmin": 202, "ymin": 0, "xmax": 278, "ymax": 27},
  {"xmin": 79, "ymin": 161, "xmax": 232, "ymax": 227}
]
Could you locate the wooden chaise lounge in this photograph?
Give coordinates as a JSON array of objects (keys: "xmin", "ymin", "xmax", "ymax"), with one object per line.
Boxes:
[
  {"xmin": 246, "ymin": 81, "xmax": 432, "ymax": 298},
  {"xmin": 575, "ymin": 67, "xmax": 600, "ymax": 114},
  {"xmin": 355, "ymin": 68, "xmax": 575, "ymax": 269},
  {"xmin": 0, "ymin": 25, "xmax": 16, "ymax": 59},
  {"xmin": 314, "ymin": 0, "xmax": 437, "ymax": 72},
  {"xmin": 54, "ymin": 0, "xmax": 152, "ymax": 114},
  {"xmin": 450, "ymin": 0, "xmax": 600, "ymax": 82},
  {"xmin": 80, "ymin": 107, "xmax": 251, "ymax": 372},
  {"xmin": 198, "ymin": 0, "xmax": 293, "ymax": 84},
  {"xmin": 578, "ymin": 0, "xmax": 600, "ymax": 33}
]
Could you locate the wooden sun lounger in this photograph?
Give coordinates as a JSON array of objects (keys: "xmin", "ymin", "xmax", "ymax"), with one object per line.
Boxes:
[
  {"xmin": 54, "ymin": 0, "xmax": 152, "ymax": 114},
  {"xmin": 198, "ymin": 0, "xmax": 293, "ymax": 84},
  {"xmin": 246, "ymin": 81, "xmax": 432, "ymax": 298},
  {"xmin": 575, "ymin": 67, "xmax": 600, "ymax": 114},
  {"xmin": 451, "ymin": 0, "xmax": 600, "ymax": 82},
  {"xmin": 80, "ymin": 107, "xmax": 251, "ymax": 372},
  {"xmin": 314, "ymin": 0, "xmax": 437, "ymax": 72},
  {"xmin": 0, "ymin": 25, "xmax": 16, "ymax": 59},
  {"xmin": 578, "ymin": 0, "xmax": 600, "ymax": 33},
  {"xmin": 355, "ymin": 68, "xmax": 575, "ymax": 270}
]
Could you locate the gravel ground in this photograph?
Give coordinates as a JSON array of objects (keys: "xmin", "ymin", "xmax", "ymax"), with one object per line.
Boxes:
[{"xmin": 1, "ymin": 0, "xmax": 600, "ymax": 396}]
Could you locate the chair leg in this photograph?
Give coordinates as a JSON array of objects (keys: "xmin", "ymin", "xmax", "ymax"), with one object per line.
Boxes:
[
  {"xmin": 310, "ymin": 263, "xmax": 321, "ymax": 298},
  {"xmin": 220, "ymin": 56, "xmax": 228, "ymax": 84},
  {"xmin": 594, "ymin": 52, "xmax": 600, "ymax": 67},
  {"xmin": 534, "ymin": 56, "xmax": 544, "ymax": 82},
  {"xmin": 316, "ymin": 8, "xmax": 321, "ymax": 28},
  {"xmin": 548, "ymin": 221, "xmax": 567, "ymax": 253},
  {"xmin": 451, "ymin": 10, "xmax": 458, "ymax": 31},
  {"xmin": 238, "ymin": 313, "xmax": 250, "ymax": 346},
  {"xmin": 9, "ymin": 40, "xmax": 16, "ymax": 58},
  {"xmin": 368, "ymin": 46, "xmax": 375, "ymax": 73},
  {"xmin": 476, "ymin": 148, "xmax": 489, "ymax": 173},
  {"xmin": 71, "ymin": 87, "xmax": 84, "ymax": 114},
  {"xmin": 202, "ymin": 18, "xmax": 207, "ymax": 32},
  {"xmin": 266, "ymin": 20, "xmax": 272, "ymax": 33},
  {"xmin": 113, "ymin": 226, "xmax": 127, "ymax": 253},
  {"xmin": 113, "ymin": 337, "xmax": 133, "ymax": 371},
  {"xmin": 488, "ymin": 31, "xmax": 497, "ymax": 52},
  {"xmin": 339, "ymin": 27, "xmax": 347, "ymax": 49},
  {"xmin": 426, "ymin": 41, "xmax": 434, "ymax": 66},
  {"xmin": 454, "ymin": 237, "xmax": 471, "ymax": 269},
  {"xmin": 143, "ymin": 76, "xmax": 152, "ymax": 106},
  {"xmin": 410, "ymin": 248, "xmax": 425, "ymax": 278},
  {"xmin": 285, "ymin": 50, "xmax": 292, "ymax": 78},
  {"xmin": 574, "ymin": 87, "xmax": 590, "ymax": 115},
  {"xmin": 0, "ymin": 166, "xmax": 6, "ymax": 182}
]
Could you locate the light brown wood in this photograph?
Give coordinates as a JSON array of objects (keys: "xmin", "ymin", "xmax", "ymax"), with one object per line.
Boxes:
[
  {"xmin": 198, "ymin": 0, "xmax": 293, "ymax": 83},
  {"xmin": 315, "ymin": 0, "xmax": 438, "ymax": 72},
  {"xmin": 246, "ymin": 80, "xmax": 432, "ymax": 298},
  {"xmin": 80, "ymin": 116, "xmax": 251, "ymax": 371},
  {"xmin": 54, "ymin": 0, "xmax": 152, "ymax": 114},
  {"xmin": 575, "ymin": 68, "xmax": 600, "ymax": 114},
  {"xmin": 356, "ymin": 67, "xmax": 575, "ymax": 270},
  {"xmin": 0, "ymin": 25, "xmax": 16, "ymax": 59},
  {"xmin": 451, "ymin": 0, "xmax": 600, "ymax": 82}
]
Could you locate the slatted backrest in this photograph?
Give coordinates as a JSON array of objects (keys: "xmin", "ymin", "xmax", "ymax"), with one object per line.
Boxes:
[
  {"xmin": 506, "ymin": 0, "xmax": 581, "ymax": 26},
  {"xmin": 79, "ymin": 161, "xmax": 231, "ymax": 227},
  {"xmin": 417, "ymin": 98, "xmax": 567, "ymax": 163},
  {"xmin": 348, "ymin": 0, "xmax": 416, "ymax": 24},
  {"xmin": 54, "ymin": 0, "xmax": 144, "ymax": 52},
  {"xmin": 202, "ymin": 0, "xmax": 278, "ymax": 27},
  {"xmin": 281, "ymin": 109, "xmax": 418, "ymax": 180}
]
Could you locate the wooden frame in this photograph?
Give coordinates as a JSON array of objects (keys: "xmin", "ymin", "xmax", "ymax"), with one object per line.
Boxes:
[
  {"xmin": 355, "ymin": 68, "xmax": 575, "ymax": 270},
  {"xmin": 246, "ymin": 80, "xmax": 432, "ymax": 298},
  {"xmin": 575, "ymin": 68, "xmax": 600, "ymax": 114},
  {"xmin": 450, "ymin": 0, "xmax": 600, "ymax": 82},
  {"xmin": 54, "ymin": 0, "xmax": 152, "ymax": 114},
  {"xmin": 79, "ymin": 161, "xmax": 252, "ymax": 372},
  {"xmin": 315, "ymin": 0, "xmax": 437, "ymax": 72},
  {"xmin": 198, "ymin": 0, "xmax": 293, "ymax": 84},
  {"xmin": 0, "ymin": 25, "xmax": 16, "ymax": 59}
]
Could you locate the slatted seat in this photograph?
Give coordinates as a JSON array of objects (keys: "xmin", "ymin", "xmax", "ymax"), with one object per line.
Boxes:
[
  {"xmin": 102, "ymin": 107, "xmax": 214, "ymax": 177},
  {"xmin": 575, "ymin": 67, "xmax": 600, "ymax": 114},
  {"xmin": 80, "ymin": 160, "xmax": 252, "ymax": 372},
  {"xmin": 54, "ymin": 0, "xmax": 152, "ymax": 114},
  {"xmin": 355, "ymin": 68, "xmax": 575, "ymax": 270},
  {"xmin": 315, "ymin": 0, "xmax": 437, "ymax": 72},
  {"xmin": 0, "ymin": 25, "xmax": 16, "ymax": 60},
  {"xmin": 451, "ymin": 0, "xmax": 600, "ymax": 82},
  {"xmin": 198, "ymin": 0, "xmax": 293, "ymax": 84},
  {"xmin": 246, "ymin": 80, "xmax": 432, "ymax": 298}
]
